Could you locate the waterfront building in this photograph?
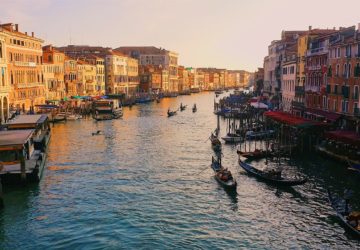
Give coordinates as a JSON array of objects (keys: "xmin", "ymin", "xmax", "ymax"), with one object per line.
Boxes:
[
  {"xmin": 42, "ymin": 45, "xmax": 65, "ymax": 101},
  {"xmin": 263, "ymin": 40, "xmax": 280, "ymax": 97},
  {"xmin": 139, "ymin": 65, "xmax": 162, "ymax": 93},
  {"xmin": 80, "ymin": 55, "xmax": 106, "ymax": 95},
  {"xmin": 195, "ymin": 70, "xmax": 205, "ymax": 91},
  {"xmin": 126, "ymin": 57, "xmax": 139, "ymax": 96},
  {"xmin": 177, "ymin": 66, "xmax": 190, "ymax": 93},
  {"xmin": 281, "ymin": 55, "xmax": 297, "ymax": 112},
  {"xmin": 0, "ymin": 32, "xmax": 10, "ymax": 123},
  {"xmin": 304, "ymin": 33, "xmax": 332, "ymax": 110},
  {"xmin": 105, "ymin": 51, "xmax": 128, "ymax": 95},
  {"xmin": 1, "ymin": 23, "xmax": 45, "ymax": 112},
  {"xmin": 77, "ymin": 60, "xmax": 97, "ymax": 95},
  {"xmin": 114, "ymin": 46, "xmax": 178, "ymax": 93},
  {"xmin": 64, "ymin": 56, "xmax": 78, "ymax": 96},
  {"xmin": 327, "ymin": 25, "xmax": 360, "ymax": 130}
]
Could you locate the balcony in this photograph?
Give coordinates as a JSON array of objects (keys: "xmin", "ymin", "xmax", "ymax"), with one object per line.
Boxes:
[
  {"xmin": 305, "ymin": 85, "xmax": 320, "ymax": 93},
  {"xmin": 306, "ymin": 47, "xmax": 328, "ymax": 56},
  {"xmin": 17, "ymin": 82, "xmax": 44, "ymax": 88},
  {"xmin": 14, "ymin": 61, "xmax": 37, "ymax": 67},
  {"xmin": 291, "ymin": 100, "xmax": 305, "ymax": 108},
  {"xmin": 307, "ymin": 65, "xmax": 322, "ymax": 71}
]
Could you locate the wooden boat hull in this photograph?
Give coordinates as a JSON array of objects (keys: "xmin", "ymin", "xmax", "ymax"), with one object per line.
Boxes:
[
  {"xmin": 238, "ymin": 159, "xmax": 307, "ymax": 186},
  {"xmin": 237, "ymin": 150, "xmax": 269, "ymax": 160},
  {"xmin": 214, "ymin": 175, "xmax": 237, "ymax": 190},
  {"xmin": 221, "ymin": 136, "xmax": 243, "ymax": 143},
  {"xmin": 167, "ymin": 111, "xmax": 177, "ymax": 117},
  {"xmin": 328, "ymin": 190, "xmax": 360, "ymax": 238}
]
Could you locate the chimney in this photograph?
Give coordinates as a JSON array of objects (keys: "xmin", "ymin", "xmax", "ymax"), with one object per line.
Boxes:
[
  {"xmin": 25, "ymin": 32, "xmax": 27, "ymax": 35},
  {"xmin": 358, "ymin": 23, "xmax": 360, "ymax": 32},
  {"xmin": 333, "ymin": 27, "xmax": 336, "ymax": 30},
  {"xmin": 31, "ymin": 32, "xmax": 34, "ymax": 37},
  {"xmin": 309, "ymin": 25, "xmax": 312, "ymax": 31},
  {"xmin": 15, "ymin": 24, "xmax": 18, "ymax": 31}
]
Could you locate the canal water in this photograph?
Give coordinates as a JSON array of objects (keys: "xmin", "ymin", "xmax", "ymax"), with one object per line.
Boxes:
[{"xmin": 0, "ymin": 92, "xmax": 359, "ymax": 249}]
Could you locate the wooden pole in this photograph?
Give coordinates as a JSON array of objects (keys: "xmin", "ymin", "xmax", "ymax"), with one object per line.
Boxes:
[{"xmin": 20, "ymin": 149, "xmax": 26, "ymax": 183}]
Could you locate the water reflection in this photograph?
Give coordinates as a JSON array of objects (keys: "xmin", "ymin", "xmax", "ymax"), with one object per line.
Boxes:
[{"xmin": 0, "ymin": 92, "xmax": 359, "ymax": 249}]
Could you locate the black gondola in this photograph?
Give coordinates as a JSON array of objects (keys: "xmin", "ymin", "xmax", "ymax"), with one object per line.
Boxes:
[
  {"xmin": 211, "ymin": 157, "xmax": 237, "ymax": 190},
  {"xmin": 327, "ymin": 190, "xmax": 360, "ymax": 238},
  {"xmin": 192, "ymin": 104, "xmax": 197, "ymax": 113},
  {"xmin": 238, "ymin": 159, "xmax": 307, "ymax": 186},
  {"xmin": 167, "ymin": 109, "xmax": 177, "ymax": 117},
  {"xmin": 180, "ymin": 103, "xmax": 187, "ymax": 111}
]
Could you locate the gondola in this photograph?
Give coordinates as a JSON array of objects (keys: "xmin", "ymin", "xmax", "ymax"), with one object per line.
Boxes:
[
  {"xmin": 327, "ymin": 190, "xmax": 360, "ymax": 238},
  {"xmin": 192, "ymin": 104, "xmax": 197, "ymax": 113},
  {"xmin": 238, "ymin": 159, "xmax": 307, "ymax": 186},
  {"xmin": 221, "ymin": 133, "xmax": 243, "ymax": 143},
  {"xmin": 180, "ymin": 103, "xmax": 187, "ymax": 111},
  {"xmin": 167, "ymin": 109, "xmax": 177, "ymax": 117},
  {"xmin": 210, "ymin": 133, "xmax": 222, "ymax": 152},
  {"xmin": 237, "ymin": 149, "xmax": 270, "ymax": 160},
  {"xmin": 211, "ymin": 157, "xmax": 237, "ymax": 190}
]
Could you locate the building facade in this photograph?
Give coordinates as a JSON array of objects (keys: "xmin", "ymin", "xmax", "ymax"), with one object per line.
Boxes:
[
  {"xmin": 0, "ymin": 33, "xmax": 9, "ymax": 123},
  {"xmin": 281, "ymin": 59, "xmax": 297, "ymax": 112},
  {"xmin": 1, "ymin": 23, "xmax": 45, "ymax": 112},
  {"xmin": 42, "ymin": 45, "xmax": 65, "ymax": 101}
]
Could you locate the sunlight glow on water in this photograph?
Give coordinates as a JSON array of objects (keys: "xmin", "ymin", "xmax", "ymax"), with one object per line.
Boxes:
[{"xmin": 0, "ymin": 92, "xmax": 359, "ymax": 249}]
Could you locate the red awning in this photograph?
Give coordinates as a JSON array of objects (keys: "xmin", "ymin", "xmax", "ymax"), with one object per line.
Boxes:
[
  {"xmin": 304, "ymin": 108, "xmax": 342, "ymax": 122},
  {"xmin": 324, "ymin": 130, "xmax": 360, "ymax": 146},
  {"xmin": 264, "ymin": 111, "xmax": 323, "ymax": 128}
]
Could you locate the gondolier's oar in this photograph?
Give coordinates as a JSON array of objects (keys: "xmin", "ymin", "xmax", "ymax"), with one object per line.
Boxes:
[
  {"xmin": 204, "ymin": 136, "xmax": 211, "ymax": 142},
  {"xmin": 197, "ymin": 165, "xmax": 209, "ymax": 175}
]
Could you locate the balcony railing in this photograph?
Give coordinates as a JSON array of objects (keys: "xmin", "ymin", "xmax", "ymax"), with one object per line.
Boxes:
[
  {"xmin": 306, "ymin": 47, "xmax": 328, "ymax": 56},
  {"xmin": 307, "ymin": 65, "xmax": 322, "ymax": 71},
  {"xmin": 17, "ymin": 82, "xmax": 44, "ymax": 88},
  {"xmin": 305, "ymin": 85, "xmax": 320, "ymax": 93},
  {"xmin": 14, "ymin": 61, "xmax": 37, "ymax": 67},
  {"xmin": 291, "ymin": 100, "xmax": 305, "ymax": 108}
]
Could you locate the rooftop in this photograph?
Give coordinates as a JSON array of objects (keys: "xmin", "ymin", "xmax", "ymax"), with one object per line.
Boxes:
[
  {"xmin": 0, "ymin": 129, "xmax": 34, "ymax": 148},
  {"xmin": 6, "ymin": 115, "xmax": 48, "ymax": 127}
]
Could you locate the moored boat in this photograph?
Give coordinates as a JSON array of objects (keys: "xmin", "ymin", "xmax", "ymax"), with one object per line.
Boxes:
[
  {"xmin": 210, "ymin": 132, "xmax": 222, "ymax": 152},
  {"xmin": 6, "ymin": 114, "xmax": 51, "ymax": 151},
  {"xmin": 0, "ymin": 130, "xmax": 46, "ymax": 184},
  {"xmin": 92, "ymin": 99, "xmax": 123, "ymax": 121},
  {"xmin": 237, "ymin": 149, "xmax": 269, "ymax": 160},
  {"xmin": 327, "ymin": 190, "xmax": 360, "ymax": 238},
  {"xmin": 238, "ymin": 159, "xmax": 307, "ymax": 186},
  {"xmin": 221, "ymin": 133, "xmax": 243, "ymax": 143}
]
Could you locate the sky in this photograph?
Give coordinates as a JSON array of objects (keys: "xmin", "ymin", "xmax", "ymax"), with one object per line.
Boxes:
[{"xmin": 0, "ymin": 0, "xmax": 359, "ymax": 71}]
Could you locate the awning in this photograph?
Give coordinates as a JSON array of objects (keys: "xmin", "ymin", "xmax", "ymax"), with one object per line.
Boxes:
[
  {"xmin": 304, "ymin": 108, "xmax": 342, "ymax": 122},
  {"xmin": 324, "ymin": 130, "xmax": 360, "ymax": 146},
  {"xmin": 264, "ymin": 111, "xmax": 324, "ymax": 128}
]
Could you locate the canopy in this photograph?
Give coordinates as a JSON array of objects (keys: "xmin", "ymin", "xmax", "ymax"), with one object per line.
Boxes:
[
  {"xmin": 250, "ymin": 102, "xmax": 268, "ymax": 109},
  {"xmin": 264, "ymin": 111, "xmax": 323, "ymax": 128},
  {"xmin": 324, "ymin": 130, "xmax": 360, "ymax": 146},
  {"xmin": 304, "ymin": 108, "xmax": 342, "ymax": 122}
]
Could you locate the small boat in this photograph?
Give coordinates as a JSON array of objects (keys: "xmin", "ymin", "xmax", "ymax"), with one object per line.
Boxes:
[
  {"xmin": 215, "ymin": 90, "xmax": 223, "ymax": 95},
  {"xmin": 238, "ymin": 159, "xmax": 307, "ymax": 186},
  {"xmin": 180, "ymin": 103, "xmax": 187, "ymax": 111},
  {"xmin": 210, "ymin": 132, "xmax": 222, "ymax": 152},
  {"xmin": 192, "ymin": 104, "xmax": 197, "ymax": 113},
  {"xmin": 328, "ymin": 190, "xmax": 360, "ymax": 238},
  {"xmin": 167, "ymin": 109, "xmax": 177, "ymax": 117},
  {"xmin": 245, "ymin": 130, "xmax": 275, "ymax": 140},
  {"xmin": 0, "ymin": 130, "xmax": 47, "ymax": 185},
  {"xmin": 221, "ymin": 133, "xmax": 243, "ymax": 144},
  {"xmin": 211, "ymin": 157, "xmax": 237, "ymax": 190},
  {"xmin": 156, "ymin": 98, "xmax": 161, "ymax": 103},
  {"xmin": 237, "ymin": 149, "xmax": 270, "ymax": 160}
]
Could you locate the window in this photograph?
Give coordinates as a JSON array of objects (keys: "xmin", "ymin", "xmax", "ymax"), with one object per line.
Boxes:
[
  {"xmin": 355, "ymin": 86, "xmax": 359, "ymax": 99},
  {"xmin": 336, "ymin": 64, "xmax": 340, "ymax": 76},
  {"xmin": 348, "ymin": 64, "xmax": 352, "ymax": 78},
  {"xmin": 354, "ymin": 102, "xmax": 359, "ymax": 114},
  {"xmin": 343, "ymin": 63, "xmax": 347, "ymax": 76},
  {"xmin": 337, "ymin": 47, "xmax": 341, "ymax": 58}
]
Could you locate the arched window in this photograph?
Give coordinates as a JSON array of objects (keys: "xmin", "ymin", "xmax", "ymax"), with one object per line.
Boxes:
[
  {"xmin": 348, "ymin": 64, "xmax": 352, "ymax": 78},
  {"xmin": 336, "ymin": 64, "xmax": 340, "ymax": 76},
  {"xmin": 343, "ymin": 63, "xmax": 347, "ymax": 76}
]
